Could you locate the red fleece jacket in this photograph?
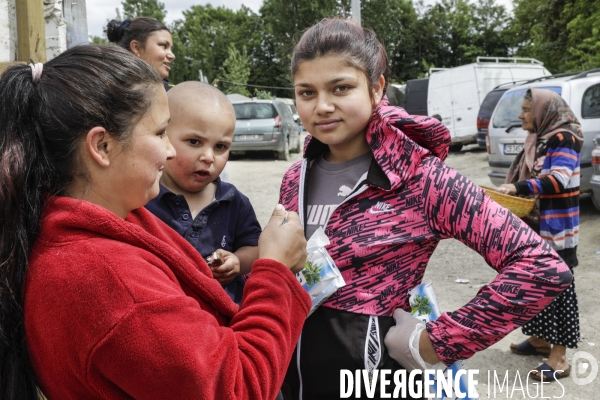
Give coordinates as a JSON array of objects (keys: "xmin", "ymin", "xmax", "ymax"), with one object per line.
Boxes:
[{"xmin": 24, "ymin": 196, "xmax": 310, "ymax": 400}]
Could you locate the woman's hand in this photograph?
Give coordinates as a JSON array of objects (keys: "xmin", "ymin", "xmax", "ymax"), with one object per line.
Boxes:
[
  {"xmin": 384, "ymin": 308, "xmax": 442, "ymax": 371},
  {"xmin": 258, "ymin": 204, "xmax": 307, "ymax": 273},
  {"xmin": 497, "ymin": 184, "xmax": 517, "ymax": 195},
  {"xmin": 209, "ymin": 250, "xmax": 240, "ymax": 285}
]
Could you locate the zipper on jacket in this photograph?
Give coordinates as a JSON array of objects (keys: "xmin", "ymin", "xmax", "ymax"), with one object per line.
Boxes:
[{"xmin": 296, "ymin": 166, "xmax": 370, "ymax": 400}]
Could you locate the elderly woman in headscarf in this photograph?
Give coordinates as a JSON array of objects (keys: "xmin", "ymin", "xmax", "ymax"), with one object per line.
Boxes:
[{"xmin": 498, "ymin": 88, "xmax": 583, "ymax": 382}]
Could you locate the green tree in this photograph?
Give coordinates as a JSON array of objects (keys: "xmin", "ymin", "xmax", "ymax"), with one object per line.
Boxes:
[
  {"xmin": 169, "ymin": 5, "xmax": 262, "ymax": 85},
  {"xmin": 471, "ymin": 0, "xmax": 512, "ymax": 58},
  {"xmin": 254, "ymin": 89, "xmax": 274, "ymax": 99},
  {"xmin": 122, "ymin": 0, "xmax": 167, "ymax": 23},
  {"xmin": 409, "ymin": 0, "xmax": 512, "ymax": 76},
  {"xmin": 509, "ymin": 0, "xmax": 576, "ymax": 73},
  {"xmin": 256, "ymin": 0, "xmax": 348, "ymax": 97},
  {"xmin": 566, "ymin": 0, "xmax": 600, "ymax": 71},
  {"xmin": 361, "ymin": 0, "xmax": 421, "ymax": 83},
  {"xmin": 90, "ymin": 36, "xmax": 109, "ymax": 45},
  {"xmin": 219, "ymin": 44, "xmax": 252, "ymax": 97}
]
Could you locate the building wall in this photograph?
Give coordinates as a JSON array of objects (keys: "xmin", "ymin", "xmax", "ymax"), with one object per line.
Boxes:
[{"xmin": 0, "ymin": 0, "xmax": 18, "ymax": 62}]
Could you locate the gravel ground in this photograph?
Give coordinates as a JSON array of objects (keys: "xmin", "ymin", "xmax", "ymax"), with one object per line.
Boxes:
[{"xmin": 227, "ymin": 140, "xmax": 599, "ymax": 400}]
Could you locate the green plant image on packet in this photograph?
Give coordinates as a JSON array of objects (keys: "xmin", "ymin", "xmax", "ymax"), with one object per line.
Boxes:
[
  {"xmin": 302, "ymin": 259, "xmax": 322, "ymax": 288},
  {"xmin": 411, "ymin": 294, "xmax": 433, "ymax": 316}
]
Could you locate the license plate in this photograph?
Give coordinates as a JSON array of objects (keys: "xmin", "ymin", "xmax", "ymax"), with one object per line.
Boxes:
[
  {"xmin": 504, "ymin": 144, "xmax": 523, "ymax": 155},
  {"xmin": 236, "ymin": 134, "xmax": 262, "ymax": 141}
]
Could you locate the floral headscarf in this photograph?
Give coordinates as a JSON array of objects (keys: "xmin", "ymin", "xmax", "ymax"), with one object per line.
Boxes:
[{"xmin": 506, "ymin": 88, "xmax": 584, "ymax": 183}]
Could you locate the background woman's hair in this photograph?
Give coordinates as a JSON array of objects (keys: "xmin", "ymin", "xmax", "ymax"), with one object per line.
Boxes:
[
  {"xmin": 106, "ymin": 17, "xmax": 169, "ymax": 51},
  {"xmin": 524, "ymin": 89, "xmax": 533, "ymax": 101},
  {"xmin": 291, "ymin": 18, "xmax": 390, "ymax": 96},
  {"xmin": 0, "ymin": 45, "xmax": 161, "ymax": 399}
]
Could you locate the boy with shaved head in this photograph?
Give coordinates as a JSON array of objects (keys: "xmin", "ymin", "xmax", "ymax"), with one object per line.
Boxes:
[{"xmin": 146, "ymin": 82, "xmax": 261, "ymax": 305}]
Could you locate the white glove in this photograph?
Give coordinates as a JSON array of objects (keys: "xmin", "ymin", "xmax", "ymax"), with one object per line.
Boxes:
[{"xmin": 384, "ymin": 308, "xmax": 445, "ymax": 372}]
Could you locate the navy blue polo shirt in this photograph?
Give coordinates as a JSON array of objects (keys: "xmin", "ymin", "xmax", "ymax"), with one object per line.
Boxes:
[{"xmin": 145, "ymin": 178, "xmax": 262, "ymax": 304}]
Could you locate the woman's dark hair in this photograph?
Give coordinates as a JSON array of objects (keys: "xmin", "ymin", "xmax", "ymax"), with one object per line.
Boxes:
[
  {"xmin": 0, "ymin": 45, "xmax": 161, "ymax": 399},
  {"xmin": 106, "ymin": 17, "xmax": 170, "ymax": 51},
  {"xmin": 524, "ymin": 89, "xmax": 533, "ymax": 101},
  {"xmin": 291, "ymin": 18, "xmax": 390, "ymax": 96}
]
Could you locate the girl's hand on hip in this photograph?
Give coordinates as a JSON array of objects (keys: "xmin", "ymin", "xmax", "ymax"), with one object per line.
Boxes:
[{"xmin": 384, "ymin": 308, "xmax": 442, "ymax": 371}]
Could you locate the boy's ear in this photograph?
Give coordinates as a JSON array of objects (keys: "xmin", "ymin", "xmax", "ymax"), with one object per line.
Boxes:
[
  {"xmin": 372, "ymin": 74, "xmax": 385, "ymax": 106},
  {"xmin": 85, "ymin": 127, "xmax": 116, "ymax": 168}
]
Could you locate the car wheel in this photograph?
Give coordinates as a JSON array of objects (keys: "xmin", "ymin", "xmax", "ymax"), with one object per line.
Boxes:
[
  {"xmin": 592, "ymin": 192, "xmax": 600, "ymax": 212},
  {"xmin": 449, "ymin": 143, "xmax": 463, "ymax": 152},
  {"xmin": 277, "ymin": 137, "xmax": 290, "ymax": 161}
]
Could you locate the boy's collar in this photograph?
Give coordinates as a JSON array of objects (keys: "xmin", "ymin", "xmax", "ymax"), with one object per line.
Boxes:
[{"xmin": 156, "ymin": 176, "xmax": 236, "ymax": 203}]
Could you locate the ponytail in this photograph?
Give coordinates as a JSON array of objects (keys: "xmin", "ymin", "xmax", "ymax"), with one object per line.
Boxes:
[
  {"xmin": 0, "ymin": 63, "xmax": 51, "ymax": 399},
  {"xmin": 106, "ymin": 17, "xmax": 169, "ymax": 51},
  {"xmin": 0, "ymin": 45, "xmax": 161, "ymax": 399}
]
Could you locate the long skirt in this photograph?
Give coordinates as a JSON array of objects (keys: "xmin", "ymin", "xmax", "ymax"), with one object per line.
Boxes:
[{"xmin": 522, "ymin": 247, "xmax": 580, "ymax": 348}]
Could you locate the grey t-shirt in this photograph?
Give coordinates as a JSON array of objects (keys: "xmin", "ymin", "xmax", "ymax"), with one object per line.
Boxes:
[{"xmin": 305, "ymin": 151, "xmax": 372, "ymax": 239}]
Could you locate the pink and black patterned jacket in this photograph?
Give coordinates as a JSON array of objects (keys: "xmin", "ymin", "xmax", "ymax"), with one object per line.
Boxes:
[{"xmin": 279, "ymin": 99, "xmax": 572, "ymax": 365}]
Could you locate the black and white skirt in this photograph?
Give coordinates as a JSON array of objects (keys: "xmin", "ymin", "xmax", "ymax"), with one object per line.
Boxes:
[{"xmin": 522, "ymin": 247, "xmax": 580, "ymax": 348}]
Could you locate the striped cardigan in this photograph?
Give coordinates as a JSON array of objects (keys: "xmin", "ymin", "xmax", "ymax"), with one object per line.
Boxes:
[{"xmin": 515, "ymin": 131, "xmax": 580, "ymax": 250}]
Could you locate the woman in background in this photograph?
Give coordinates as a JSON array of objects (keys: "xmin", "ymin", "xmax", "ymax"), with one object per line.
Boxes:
[
  {"xmin": 499, "ymin": 88, "xmax": 582, "ymax": 382},
  {"xmin": 106, "ymin": 17, "xmax": 175, "ymax": 91}
]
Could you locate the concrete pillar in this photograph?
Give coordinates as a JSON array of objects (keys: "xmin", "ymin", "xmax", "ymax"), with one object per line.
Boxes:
[
  {"xmin": 63, "ymin": 0, "xmax": 88, "ymax": 48},
  {"xmin": 44, "ymin": 0, "xmax": 67, "ymax": 60}
]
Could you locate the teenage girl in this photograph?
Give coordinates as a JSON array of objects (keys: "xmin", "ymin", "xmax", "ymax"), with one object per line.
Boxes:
[{"xmin": 279, "ymin": 18, "xmax": 573, "ymax": 399}]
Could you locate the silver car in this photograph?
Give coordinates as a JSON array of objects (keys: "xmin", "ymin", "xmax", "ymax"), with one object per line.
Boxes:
[
  {"xmin": 487, "ymin": 70, "xmax": 600, "ymax": 198},
  {"xmin": 231, "ymin": 100, "xmax": 301, "ymax": 160}
]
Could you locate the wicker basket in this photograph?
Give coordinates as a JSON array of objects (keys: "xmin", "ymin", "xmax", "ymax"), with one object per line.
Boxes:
[{"xmin": 480, "ymin": 186, "xmax": 536, "ymax": 217}]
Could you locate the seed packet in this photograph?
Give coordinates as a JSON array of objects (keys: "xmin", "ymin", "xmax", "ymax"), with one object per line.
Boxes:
[
  {"xmin": 296, "ymin": 227, "xmax": 345, "ymax": 316},
  {"xmin": 409, "ymin": 281, "xmax": 480, "ymax": 400}
]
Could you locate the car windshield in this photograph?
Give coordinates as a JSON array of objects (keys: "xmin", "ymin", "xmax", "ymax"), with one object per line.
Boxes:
[
  {"xmin": 479, "ymin": 89, "xmax": 507, "ymax": 116},
  {"xmin": 233, "ymin": 103, "xmax": 277, "ymax": 120},
  {"xmin": 492, "ymin": 86, "xmax": 562, "ymax": 128}
]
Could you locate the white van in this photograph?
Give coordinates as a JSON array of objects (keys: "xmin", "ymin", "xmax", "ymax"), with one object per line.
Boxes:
[{"xmin": 427, "ymin": 57, "xmax": 551, "ymax": 150}]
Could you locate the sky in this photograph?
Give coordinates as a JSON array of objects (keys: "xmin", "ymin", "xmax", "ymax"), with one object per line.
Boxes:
[
  {"xmin": 87, "ymin": 0, "xmax": 513, "ymax": 38},
  {"xmin": 87, "ymin": 1, "xmax": 264, "ymax": 37}
]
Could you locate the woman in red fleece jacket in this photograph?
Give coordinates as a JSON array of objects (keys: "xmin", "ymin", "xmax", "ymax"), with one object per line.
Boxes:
[{"xmin": 0, "ymin": 45, "xmax": 310, "ymax": 400}]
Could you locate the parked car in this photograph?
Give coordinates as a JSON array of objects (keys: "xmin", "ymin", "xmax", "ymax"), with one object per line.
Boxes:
[
  {"xmin": 591, "ymin": 133, "xmax": 600, "ymax": 211},
  {"xmin": 277, "ymin": 97, "xmax": 304, "ymax": 131},
  {"xmin": 478, "ymin": 80, "xmax": 542, "ymax": 149},
  {"xmin": 487, "ymin": 69, "xmax": 600, "ymax": 198},
  {"xmin": 428, "ymin": 57, "xmax": 551, "ymax": 151},
  {"xmin": 387, "ymin": 83, "xmax": 406, "ymax": 107},
  {"xmin": 231, "ymin": 100, "xmax": 301, "ymax": 160},
  {"xmin": 404, "ymin": 77, "xmax": 429, "ymax": 116},
  {"xmin": 477, "ymin": 86, "xmax": 511, "ymax": 149}
]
